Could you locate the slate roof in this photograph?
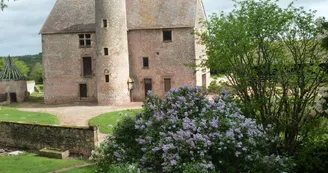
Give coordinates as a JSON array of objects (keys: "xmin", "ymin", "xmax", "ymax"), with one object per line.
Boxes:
[
  {"xmin": 40, "ymin": 0, "xmax": 200, "ymax": 34},
  {"xmin": 0, "ymin": 56, "xmax": 26, "ymax": 81}
]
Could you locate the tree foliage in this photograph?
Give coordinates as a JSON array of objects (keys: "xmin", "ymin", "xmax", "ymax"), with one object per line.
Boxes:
[
  {"xmin": 0, "ymin": 58, "xmax": 30, "ymax": 77},
  {"xmin": 29, "ymin": 62, "xmax": 43, "ymax": 83},
  {"xmin": 200, "ymin": 0, "xmax": 328, "ymax": 154},
  {"xmin": 1, "ymin": 0, "xmax": 15, "ymax": 11},
  {"xmin": 321, "ymin": 19, "xmax": 328, "ymax": 50}
]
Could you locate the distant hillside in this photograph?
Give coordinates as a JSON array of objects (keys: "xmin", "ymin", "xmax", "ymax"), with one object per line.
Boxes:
[{"xmin": 0, "ymin": 53, "xmax": 42, "ymax": 70}]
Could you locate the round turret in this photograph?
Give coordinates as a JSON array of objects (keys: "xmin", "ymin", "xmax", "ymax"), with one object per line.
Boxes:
[{"xmin": 95, "ymin": 0, "xmax": 130, "ymax": 105}]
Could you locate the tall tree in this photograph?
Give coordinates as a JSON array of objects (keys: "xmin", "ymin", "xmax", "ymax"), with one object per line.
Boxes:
[{"xmin": 200, "ymin": 0, "xmax": 327, "ymax": 154}]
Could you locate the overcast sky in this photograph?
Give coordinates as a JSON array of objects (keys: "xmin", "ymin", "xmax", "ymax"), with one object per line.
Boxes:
[{"xmin": 0, "ymin": 0, "xmax": 327, "ymax": 56}]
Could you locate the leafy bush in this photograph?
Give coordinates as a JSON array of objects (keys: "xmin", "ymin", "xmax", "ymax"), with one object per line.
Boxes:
[
  {"xmin": 91, "ymin": 116, "xmax": 142, "ymax": 172},
  {"xmin": 208, "ymin": 80, "xmax": 232, "ymax": 94},
  {"xmin": 94, "ymin": 86, "xmax": 293, "ymax": 173}
]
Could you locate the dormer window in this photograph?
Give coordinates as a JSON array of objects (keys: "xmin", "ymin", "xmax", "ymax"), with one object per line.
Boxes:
[
  {"xmin": 163, "ymin": 30, "xmax": 172, "ymax": 41},
  {"xmin": 79, "ymin": 34, "xmax": 91, "ymax": 48}
]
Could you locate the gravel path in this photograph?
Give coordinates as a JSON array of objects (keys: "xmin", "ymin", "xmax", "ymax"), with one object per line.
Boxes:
[{"xmin": 16, "ymin": 102, "xmax": 143, "ymax": 143}]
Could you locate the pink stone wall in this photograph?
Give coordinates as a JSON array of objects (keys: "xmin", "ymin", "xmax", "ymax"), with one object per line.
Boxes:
[
  {"xmin": 42, "ymin": 34, "xmax": 97, "ymax": 104},
  {"xmin": 128, "ymin": 28, "xmax": 197, "ymax": 101}
]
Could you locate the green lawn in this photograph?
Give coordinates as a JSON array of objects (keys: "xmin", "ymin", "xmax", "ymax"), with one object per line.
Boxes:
[
  {"xmin": 0, "ymin": 153, "xmax": 86, "ymax": 173},
  {"xmin": 89, "ymin": 109, "xmax": 143, "ymax": 134},
  {"xmin": 0, "ymin": 106, "xmax": 59, "ymax": 125},
  {"xmin": 28, "ymin": 91, "xmax": 44, "ymax": 103},
  {"xmin": 61, "ymin": 165, "xmax": 97, "ymax": 173}
]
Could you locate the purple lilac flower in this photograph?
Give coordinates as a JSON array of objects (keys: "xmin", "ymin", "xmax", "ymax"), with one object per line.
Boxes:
[
  {"xmin": 114, "ymin": 152, "xmax": 121, "ymax": 158},
  {"xmin": 170, "ymin": 159, "xmax": 177, "ymax": 165},
  {"xmin": 210, "ymin": 117, "xmax": 219, "ymax": 128}
]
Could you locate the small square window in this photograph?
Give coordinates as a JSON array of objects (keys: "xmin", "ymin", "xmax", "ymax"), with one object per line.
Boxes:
[
  {"xmin": 79, "ymin": 34, "xmax": 84, "ymax": 39},
  {"xmin": 104, "ymin": 48, "xmax": 109, "ymax": 56},
  {"xmin": 85, "ymin": 34, "xmax": 91, "ymax": 38},
  {"xmin": 163, "ymin": 30, "xmax": 172, "ymax": 41},
  {"xmin": 143, "ymin": 57, "xmax": 149, "ymax": 68},
  {"xmin": 103, "ymin": 20, "xmax": 107, "ymax": 27},
  {"xmin": 105, "ymin": 75, "xmax": 109, "ymax": 83}
]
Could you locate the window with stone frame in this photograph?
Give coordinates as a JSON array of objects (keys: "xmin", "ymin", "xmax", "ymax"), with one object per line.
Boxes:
[
  {"xmin": 82, "ymin": 57, "xmax": 92, "ymax": 77},
  {"xmin": 143, "ymin": 57, "xmax": 149, "ymax": 68},
  {"xmin": 103, "ymin": 19, "xmax": 108, "ymax": 28},
  {"xmin": 79, "ymin": 34, "xmax": 91, "ymax": 48},
  {"xmin": 163, "ymin": 30, "xmax": 172, "ymax": 41}
]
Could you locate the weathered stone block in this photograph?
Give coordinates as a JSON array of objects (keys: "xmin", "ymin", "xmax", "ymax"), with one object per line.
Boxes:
[{"xmin": 39, "ymin": 148, "xmax": 69, "ymax": 159}]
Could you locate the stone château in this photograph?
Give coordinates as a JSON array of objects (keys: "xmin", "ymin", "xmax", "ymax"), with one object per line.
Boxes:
[{"xmin": 40, "ymin": 0, "xmax": 210, "ymax": 105}]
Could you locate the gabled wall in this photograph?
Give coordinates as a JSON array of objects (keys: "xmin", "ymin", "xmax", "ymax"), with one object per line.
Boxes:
[{"xmin": 42, "ymin": 33, "xmax": 97, "ymax": 104}]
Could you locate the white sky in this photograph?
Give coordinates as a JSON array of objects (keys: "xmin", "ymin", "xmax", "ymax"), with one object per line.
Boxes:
[{"xmin": 0, "ymin": 0, "xmax": 327, "ymax": 56}]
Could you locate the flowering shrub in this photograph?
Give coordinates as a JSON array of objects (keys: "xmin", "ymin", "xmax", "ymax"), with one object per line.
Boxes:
[{"xmin": 94, "ymin": 86, "xmax": 293, "ymax": 172}]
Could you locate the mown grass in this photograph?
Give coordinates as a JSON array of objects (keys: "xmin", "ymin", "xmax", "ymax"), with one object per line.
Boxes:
[
  {"xmin": 89, "ymin": 109, "xmax": 143, "ymax": 134},
  {"xmin": 0, "ymin": 153, "xmax": 86, "ymax": 173},
  {"xmin": 0, "ymin": 106, "xmax": 59, "ymax": 125}
]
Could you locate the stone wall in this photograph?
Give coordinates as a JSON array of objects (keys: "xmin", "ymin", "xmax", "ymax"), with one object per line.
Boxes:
[
  {"xmin": 42, "ymin": 33, "xmax": 97, "ymax": 104},
  {"xmin": 0, "ymin": 121, "xmax": 99, "ymax": 157},
  {"xmin": 0, "ymin": 80, "xmax": 28, "ymax": 102},
  {"xmin": 128, "ymin": 28, "xmax": 197, "ymax": 101}
]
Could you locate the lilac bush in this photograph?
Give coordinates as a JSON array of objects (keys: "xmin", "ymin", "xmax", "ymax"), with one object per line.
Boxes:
[{"xmin": 94, "ymin": 86, "xmax": 293, "ymax": 172}]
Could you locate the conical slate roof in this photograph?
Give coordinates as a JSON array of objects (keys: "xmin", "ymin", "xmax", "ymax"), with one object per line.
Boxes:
[{"xmin": 0, "ymin": 56, "xmax": 26, "ymax": 81}]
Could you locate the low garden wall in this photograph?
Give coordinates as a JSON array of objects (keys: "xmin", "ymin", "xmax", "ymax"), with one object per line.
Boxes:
[{"xmin": 0, "ymin": 121, "xmax": 99, "ymax": 157}]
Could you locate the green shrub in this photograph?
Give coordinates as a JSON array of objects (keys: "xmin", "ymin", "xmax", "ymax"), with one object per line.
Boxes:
[
  {"xmin": 294, "ymin": 118, "xmax": 328, "ymax": 173},
  {"xmin": 92, "ymin": 116, "xmax": 143, "ymax": 172}
]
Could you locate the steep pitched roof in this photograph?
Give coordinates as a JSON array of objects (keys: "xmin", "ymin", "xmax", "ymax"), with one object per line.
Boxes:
[
  {"xmin": 40, "ymin": 0, "xmax": 199, "ymax": 34},
  {"xmin": 0, "ymin": 56, "xmax": 26, "ymax": 81},
  {"xmin": 40, "ymin": 0, "xmax": 95, "ymax": 34}
]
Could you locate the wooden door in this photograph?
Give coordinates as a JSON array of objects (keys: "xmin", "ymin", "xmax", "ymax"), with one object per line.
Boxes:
[
  {"xmin": 80, "ymin": 84, "xmax": 87, "ymax": 98},
  {"xmin": 202, "ymin": 74, "xmax": 207, "ymax": 87},
  {"xmin": 144, "ymin": 78, "xmax": 152, "ymax": 97},
  {"xmin": 10, "ymin": 93, "xmax": 17, "ymax": 102},
  {"xmin": 164, "ymin": 78, "xmax": 171, "ymax": 92}
]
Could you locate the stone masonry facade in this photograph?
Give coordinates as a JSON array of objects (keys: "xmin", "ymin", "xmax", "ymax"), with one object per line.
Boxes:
[{"xmin": 40, "ymin": 0, "xmax": 210, "ymax": 105}]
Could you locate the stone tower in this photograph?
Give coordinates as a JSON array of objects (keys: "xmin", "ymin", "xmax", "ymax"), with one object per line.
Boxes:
[{"xmin": 95, "ymin": 0, "xmax": 130, "ymax": 105}]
